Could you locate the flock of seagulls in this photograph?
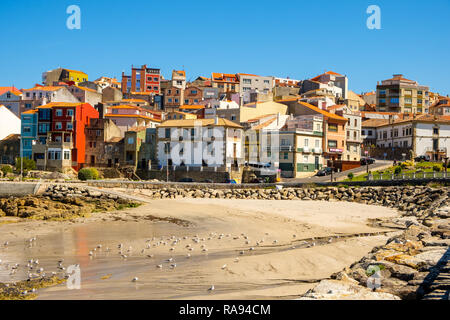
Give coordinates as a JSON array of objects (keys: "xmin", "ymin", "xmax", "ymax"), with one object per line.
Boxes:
[{"xmin": 1, "ymin": 230, "xmax": 364, "ymax": 294}]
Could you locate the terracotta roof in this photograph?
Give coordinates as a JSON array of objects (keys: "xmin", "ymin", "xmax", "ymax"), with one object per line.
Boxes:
[
  {"xmin": 21, "ymin": 109, "xmax": 38, "ymax": 115},
  {"xmin": 362, "ymin": 119, "xmax": 389, "ymax": 127},
  {"xmin": 179, "ymin": 105, "xmax": 205, "ymax": 110},
  {"xmin": 104, "ymin": 114, "xmax": 161, "ymax": 122},
  {"xmin": 310, "ymin": 71, "xmax": 343, "ymax": 82},
  {"xmin": 72, "ymin": 85, "xmax": 97, "ymax": 93},
  {"xmin": 158, "ymin": 118, "xmax": 242, "ymax": 129},
  {"xmin": 374, "ymin": 114, "xmax": 450, "ymax": 127},
  {"xmin": 173, "ymin": 70, "xmax": 186, "ymax": 77},
  {"xmin": 252, "ymin": 117, "xmax": 277, "ymax": 130},
  {"xmin": 297, "ymin": 101, "xmax": 347, "ymax": 122},
  {"xmin": 122, "ymin": 99, "xmax": 147, "ymax": 103},
  {"xmin": 211, "ymin": 73, "xmax": 239, "ymax": 83},
  {"xmin": 247, "ymin": 114, "xmax": 277, "ymax": 123},
  {"xmin": 23, "ymin": 85, "xmax": 63, "ymax": 92},
  {"xmin": 0, "ymin": 86, "xmax": 22, "ymax": 96},
  {"xmin": 37, "ymin": 102, "xmax": 84, "ymax": 109}
]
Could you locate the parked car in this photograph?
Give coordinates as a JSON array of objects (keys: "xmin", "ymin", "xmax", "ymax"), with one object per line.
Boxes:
[
  {"xmin": 203, "ymin": 179, "xmax": 213, "ymax": 183},
  {"xmin": 414, "ymin": 155, "xmax": 430, "ymax": 162},
  {"xmin": 316, "ymin": 167, "xmax": 333, "ymax": 176},
  {"xmin": 179, "ymin": 178, "xmax": 194, "ymax": 183},
  {"xmin": 360, "ymin": 157, "xmax": 376, "ymax": 165}
]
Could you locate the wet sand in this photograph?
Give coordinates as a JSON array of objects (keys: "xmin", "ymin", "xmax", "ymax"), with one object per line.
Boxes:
[{"xmin": 0, "ymin": 198, "xmax": 399, "ymax": 299}]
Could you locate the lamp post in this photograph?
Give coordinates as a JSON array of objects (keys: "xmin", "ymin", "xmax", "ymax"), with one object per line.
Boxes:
[{"xmin": 330, "ymin": 158, "xmax": 334, "ymax": 182}]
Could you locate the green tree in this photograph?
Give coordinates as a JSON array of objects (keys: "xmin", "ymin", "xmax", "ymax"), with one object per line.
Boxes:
[{"xmin": 15, "ymin": 157, "xmax": 36, "ymax": 174}]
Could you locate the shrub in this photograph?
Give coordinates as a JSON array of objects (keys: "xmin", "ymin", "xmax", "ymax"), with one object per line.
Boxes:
[
  {"xmin": 433, "ymin": 165, "xmax": 441, "ymax": 172},
  {"xmin": 347, "ymin": 172, "xmax": 354, "ymax": 180},
  {"xmin": 1, "ymin": 165, "xmax": 13, "ymax": 176},
  {"xmin": 394, "ymin": 166, "xmax": 402, "ymax": 175},
  {"xmin": 14, "ymin": 158, "xmax": 36, "ymax": 174},
  {"xmin": 78, "ymin": 168, "xmax": 99, "ymax": 181}
]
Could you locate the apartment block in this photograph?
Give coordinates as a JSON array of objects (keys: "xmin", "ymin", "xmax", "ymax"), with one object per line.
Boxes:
[
  {"xmin": 121, "ymin": 65, "xmax": 161, "ymax": 95},
  {"xmin": 376, "ymin": 74, "xmax": 430, "ymax": 114}
]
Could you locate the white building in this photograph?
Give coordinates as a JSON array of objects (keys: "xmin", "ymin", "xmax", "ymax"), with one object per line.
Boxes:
[
  {"xmin": 375, "ymin": 114, "xmax": 450, "ymax": 160},
  {"xmin": 0, "ymin": 105, "xmax": 21, "ymax": 140},
  {"xmin": 156, "ymin": 118, "xmax": 244, "ymax": 169}
]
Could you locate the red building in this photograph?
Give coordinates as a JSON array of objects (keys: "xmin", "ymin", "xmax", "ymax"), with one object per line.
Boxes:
[
  {"xmin": 121, "ymin": 64, "xmax": 161, "ymax": 95},
  {"xmin": 32, "ymin": 102, "xmax": 99, "ymax": 171}
]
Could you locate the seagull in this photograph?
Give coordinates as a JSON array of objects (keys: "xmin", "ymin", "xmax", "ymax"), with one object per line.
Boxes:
[
  {"xmin": 170, "ymin": 264, "xmax": 177, "ymax": 269},
  {"xmin": 156, "ymin": 264, "xmax": 163, "ymax": 268},
  {"xmin": 239, "ymin": 251, "xmax": 244, "ymax": 255},
  {"xmin": 273, "ymin": 240, "xmax": 278, "ymax": 244},
  {"xmin": 202, "ymin": 248, "xmax": 208, "ymax": 252},
  {"xmin": 147, "ymin": 254, "xmax": 154, "ymax": 258},
  {"xmin": 249, "ymin": 247, "xmax": 255, "ymax": 251},
  {"xmin": 328, "ymin": 238, "xmax": 332, "ymax": 243},
  {"xmin": 89, "ymin": 251, "xmax": 93, "ymax": 256},
  {"xmin": 208, "ymin": 285, "xmax": 215, "ymax": 291},
  {"xmin": 234, "ymin": 258, "xmax": 239, "ymax": 262},
  {"xmin": 132, "ymin": 277, "xmax": 138, "ymax": 282},
  {"xmin": 186, "ymin": 254, "xmax": 191, "ymax": 258},
  {"xmin": 4, "ymin": 241, "xmax": 9, "ymax": 246},
  {"xmin": 221, "ymin": 264, "xmax": 227, "ymax": 270}
]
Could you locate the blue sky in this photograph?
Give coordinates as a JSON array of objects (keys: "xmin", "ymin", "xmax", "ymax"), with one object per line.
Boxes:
[{"xmin": 1, "ymin": 0, "xmax": 449, "ymax": 94}]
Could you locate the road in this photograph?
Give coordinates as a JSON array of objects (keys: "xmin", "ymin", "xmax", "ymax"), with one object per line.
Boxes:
[{"xmin": 282, "ymin": 160, "xmax": 393, "ymax": 183}]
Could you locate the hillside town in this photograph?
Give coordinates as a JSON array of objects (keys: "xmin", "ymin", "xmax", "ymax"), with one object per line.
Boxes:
[{"xmin": 0, "ymin": 66, "xmax": 449, "ymax": 182}]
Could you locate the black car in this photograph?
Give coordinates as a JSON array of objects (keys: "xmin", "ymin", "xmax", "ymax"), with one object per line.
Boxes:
[
  {"xmin": 414, "ymin": 155, "xmax": 430, "ymax": 162},
  {"xmin": 316, "ymin": 167, "xmax": 333, "ymax": 176},
  {"xmin": 179, "ymin": 178, "xmax": 194, "ymax": 183},
  {"xmin": 360, "ymin": 157, "xmax": 375, "ymax": 165}
]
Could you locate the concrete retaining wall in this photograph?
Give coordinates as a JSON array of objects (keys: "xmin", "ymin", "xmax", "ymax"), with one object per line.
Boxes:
[{"xmin": 0, "ymin": 182, "xmax": 44, "ymax": 196}]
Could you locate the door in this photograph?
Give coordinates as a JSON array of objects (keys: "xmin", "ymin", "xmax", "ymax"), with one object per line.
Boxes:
[{"xmin": 315, "ymin": 156, "xmax": 319, "ymax": 170}]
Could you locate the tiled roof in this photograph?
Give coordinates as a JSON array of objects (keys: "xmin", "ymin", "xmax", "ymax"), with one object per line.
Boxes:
[
  {"xmin": 297, "ymin": 101, "xmax": 347, "ymax": 121},
  {"xmin": 104, "ymin": 113, "xmax": 161, "ymax": 122},
  {"xmin": 361, "ymin": 119, "xmax": 389, "ymax": 127},
  {"xmin": 0, "ymin": 86, "xmax": 22, "ymax": 96},
  {"xmin": 21, "ymin": 109, "xmax": 38, "ymax": 114},
  {"xmin": 37, "ymin": 102, "xmax": 84, "ymax": 109},
  {"xmin": 23, "ymin": 85, "xmax": 63, "ymax": 92},
  {"xmin": 179, "ymin": 105, "xmax": 205, "ymax": 110},
  {"xmin": 310, "ymin": 71, "xmax": 343, "ymax": 81},
  {"xmin": 252, "ymin": 117, "xmax": 277, "ymax": 130},
  {"xmin": 158, "ymin": 118, "xmax": 242, "ymax": 129}
]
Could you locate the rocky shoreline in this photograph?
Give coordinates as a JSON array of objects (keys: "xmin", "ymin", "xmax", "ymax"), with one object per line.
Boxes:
[
  {"xmin": 0, "ymin": 185, "xmax": 141, "ymax": 220},
  {"xmin": 125, "ymin": 184, "xmax": 449, "ymax": 300}
]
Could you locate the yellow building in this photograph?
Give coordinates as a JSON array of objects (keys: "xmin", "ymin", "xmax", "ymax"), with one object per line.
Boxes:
[{"xmin": 42, "ymin": 68, "xmax": 88, "ymax": 85}]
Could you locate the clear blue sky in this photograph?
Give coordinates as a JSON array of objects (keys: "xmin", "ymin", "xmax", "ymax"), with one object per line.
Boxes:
[{"xmin": 1, "ymin": 0, "xmax": 449, "ymax": 95}]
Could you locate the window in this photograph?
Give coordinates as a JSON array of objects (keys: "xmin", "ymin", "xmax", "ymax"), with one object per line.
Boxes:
[
  {"xmin": 23, "ymin": 127, "xmax": 31, "ymax": 133},
  {"xmin": 127, "ymin": 137, "xmax": 134, "ymax": 144},
  {"xmin": 405, "ymin": 98, "xmax": 412, "ymax": 104},
  {"xmin": 379, "ymin": 98, "xmax": 386, "ymax": 103},
  {"xmin": 264, "ymin": 80, "xmax": 270, "ymax": 84},
  {"xmin": 328, "ymin": 124, "xmax": 338, "ymax": 132},
  {"xmin": 165, "ymin": 128, "xmax": 171, "ymax": 138},
  {"xmin": 433, "ymin": 127, "xmax": 439, "ymax": 135},
  {"xmin": 390, "ymin": 98, "xmax": 399, "ymax": 104},
  {"xmin": 55, "ymin": 122, "xmax": 62, "ymax": 130},
  {"xmin": 362, "ymin": 130, "xmax": 366, "ymax": 135},
  {"xmin": 243, "ymin": 79, "xmax": 251, "ymax": 84},
  {"xmin": 303, "ymin": 155, "xmax": 308, "ymax": 163},
  {"xmin": 64, "ymin": 151, "xmax": 70, "ymax": 160},
  {"xmin": 56, "ymin": 109, "xmax": 63, "ymax": 117},
  {"xmin": 283, "ymin": 153, "xmax": 288, "ymax": 160},
  {"xmin": 304, "ymin": 139, "xmax": 308, "ymax": 147},
  {"xmin": 67, "ymin": 122, "xmax": 73, "ymax": 130},
  {"xmin": 67, "ymin": 109, "xmax": 74, "ymax": 116},
  {"xmin": 328, "ymin": 140, "xmax": 337, "ymax": 148},
  {"xmin": 315, "ymin": 139, "xmax": 320, "ymax": 148}
]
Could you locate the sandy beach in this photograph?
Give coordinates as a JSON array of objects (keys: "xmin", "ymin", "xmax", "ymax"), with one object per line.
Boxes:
[{"xmin": 0, "ymin": 197, "xmax": 400, "ymax": 299}]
